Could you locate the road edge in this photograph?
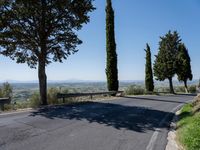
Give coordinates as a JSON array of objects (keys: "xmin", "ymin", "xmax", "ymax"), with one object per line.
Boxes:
[
  {"xmin": 146, "ymin": 99, "xmax": 193, "ymax": 150},
  {"xmin": 165, "ymin": 109, "xmax": 184, "ymax": 150}
]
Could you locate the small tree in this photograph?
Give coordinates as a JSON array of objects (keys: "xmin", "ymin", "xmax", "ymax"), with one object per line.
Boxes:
[
  {"xmin": 1, "ymin": 82, "xmax": 13, "ymax": 97},
  {"xmin": 177, "ymin": 43, "xmax": 193, "ymax": 93},
  {"xmin": 105, "ymin": 0, "xmax": 119, "ymax": 91},
  {"xmin": 145, "ymin": 43, "xmax": 154, "ymax": 92},
  {"xmin": 154, "ymin": 31, "xmax": 181, "ymax": 94},
  {"xmin": 0, "ymin": 0, "xmax": 95, "ymax": 105}
]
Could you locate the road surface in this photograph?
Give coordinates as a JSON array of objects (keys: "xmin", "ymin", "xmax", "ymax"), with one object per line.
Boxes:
[{"xmin": 0, "ymin": 95, "xmax": 195, "ymax": 150}]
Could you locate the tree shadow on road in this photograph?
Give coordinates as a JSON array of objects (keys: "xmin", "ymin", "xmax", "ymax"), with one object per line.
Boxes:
[{"xmin": 30, "ymin": 102, "xmax": 174, "ymax": 133}]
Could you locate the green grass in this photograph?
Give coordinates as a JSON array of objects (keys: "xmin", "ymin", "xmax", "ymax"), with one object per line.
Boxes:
[{"xmin": 177, "ymin": 103, "xmax": 200, "ymax": 150}]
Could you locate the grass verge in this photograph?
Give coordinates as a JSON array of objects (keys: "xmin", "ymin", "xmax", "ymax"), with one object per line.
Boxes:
[{"xmin": 177, "ymin": 103, "xmax": 200, "ymax": 150}]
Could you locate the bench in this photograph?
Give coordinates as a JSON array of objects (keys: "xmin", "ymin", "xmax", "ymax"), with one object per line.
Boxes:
[
  {"xmin": 0, "ymin": 98, "xmax": 11, "ymax": 111},
  {"xmin": 57, "ymin": 91, "xmax": 124, "ymax": 103}
]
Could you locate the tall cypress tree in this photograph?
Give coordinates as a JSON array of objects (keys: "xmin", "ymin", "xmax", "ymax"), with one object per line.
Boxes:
[
  {"xmin": 145, "ymin": 44, "xmax": 154, "ymax": 92},
  {"xmin": 154, "ymin": 31, "xmax": 181, "ymax": 94},
  {"xmin": 105, "ymin": 0, "xmax": 119, "ymax": 91},
  {"xmin": 177, "ymin": 43, "xmax": 193, "ymax": 93}
]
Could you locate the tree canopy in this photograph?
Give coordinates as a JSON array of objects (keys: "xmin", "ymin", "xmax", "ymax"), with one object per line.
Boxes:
[
  {"xmin": 0, "ymin": 0, "xmax": 95, "ymax": 104},
  {"xmin": 177, "ymin": 43, "xmax": 193, "ymax": 92},
  {"xmin": 154, "ymin": 31, "xmax": 181, "ymax": 93}
]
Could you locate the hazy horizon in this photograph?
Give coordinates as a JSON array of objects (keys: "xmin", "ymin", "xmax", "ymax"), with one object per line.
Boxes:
[{"xmin": 0, "ymin": 79, "xmax": 199, "ymax": 84}]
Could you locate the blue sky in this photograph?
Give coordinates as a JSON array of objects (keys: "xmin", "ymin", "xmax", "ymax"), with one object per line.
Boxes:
[{"xmin": 0, "ymin": 0, "xmax": 200, "ymax": 81}]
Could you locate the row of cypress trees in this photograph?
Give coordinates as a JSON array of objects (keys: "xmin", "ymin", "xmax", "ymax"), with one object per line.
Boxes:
[
  {"xmin": 145, "ymin": 31, "xmax": 193, "ymax": 93},
  {"xmin": 106, "ymin": 0, "xmax": 192, "ymax": 94}
]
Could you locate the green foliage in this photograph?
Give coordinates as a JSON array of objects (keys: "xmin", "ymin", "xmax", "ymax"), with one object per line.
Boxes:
[
  {"xmin": 145, "ymin": 43, "xmax": 154, "ymax": 92},
  {"xmin": 177, "ymin": 104, "xmax": 200, "ymax": 150},
  {"xmin": 174, "ymin": 86, "xmax": 185, "ymax": 93},
  {"xmin": 30, "ymin": 92, "xmax": 41, "ymax": 108},
  {"xmin": 30, "ymin": 87, "xmax": 69, "ymax": 107},
  {"xmin": 177, "ymin": 43, "xmax": 193, "ymax": 81},
  {"xmin": 188, "ymin": 85, "xmax": 196, "ymax": 93},
  {"xmin": 0, "ymin": 88, "xmax": 2, "ymax": 97},
  {"xmin": 14, "ymin": 101, "xmax": 30, "ymax": 109},
  {"xmin": 0, "ymin": 0, "xmax": 95, "ymax": 67},
  {"xmin": 125, "ymin": 85, "xmax": 145, "ymax": 95},
  {"xmin": 0, "ymin": 82, "xmax": 13, "ymax": 98},
  {"xmin": 180, "ymin": 103, "xmax": 193, "ymax": 114},
  {"xmin": 47, "ymin": 87, "xmax": 60, "ymax": 104},
  {"xmin": 154, "ymin": 31, "xmax": 181, "ymax": 93},
  {"xmin": 3, "ymin": 104, "xmax": 13, "ymax": 111},
  {"xmin": 0, "ymin": 0, "xmax": 95, "ymax": 105},
  {"xmin": 154, "ymin": 87, "xmax": 170, "ymax": 93},
  {"xmin": 177, "ymin": 43, "xmax": 193, "ymax": 93},
  {"xmin": 106, "ymin": 0, "xmax": 119, "ymax": 91},
  {"xmin": 60, "ymin": 87, "xmax": 69, "ymax": 94}
]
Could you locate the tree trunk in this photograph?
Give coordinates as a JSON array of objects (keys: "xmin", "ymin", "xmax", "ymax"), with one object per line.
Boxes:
[
  {"xmin": 38, "ymin": 59, "xmax": 47, "ymax": 105},
  {"xmin": 168, "ymin": 77, "xmax": 175, "ymax": 94},
  {"xmin": 184, "ymin": 80, "xmax": 189, "ymax": 93}
]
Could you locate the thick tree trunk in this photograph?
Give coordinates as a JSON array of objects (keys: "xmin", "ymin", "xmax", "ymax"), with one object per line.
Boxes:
[
  {"xmin": 184, "ymin": 80, "xmax": 189, "ymax": 93},
  {"xmin": 38, "ymin": 59, "xmax": 47, "ymax": 105},
  {"xmin": 168, "ymin": 77, "xmax": 175, "ymax": 94}
]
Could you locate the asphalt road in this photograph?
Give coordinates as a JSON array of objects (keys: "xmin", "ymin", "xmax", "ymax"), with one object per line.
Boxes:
[{"xmin": 0, "ymin": 95, "xmax": 195, "ymax": 150}]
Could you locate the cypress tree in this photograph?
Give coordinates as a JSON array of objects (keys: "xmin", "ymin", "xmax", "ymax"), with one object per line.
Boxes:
[
  {"xmin": 105, "ymin": 0, "xmax": 119, "ymax": 91},
  {"xmin": 145, "ymin": 44, "xmax": 154, "ymax": 92},
  {"xmin": 154, "ymin": 31, "xmax": 181, "ymax": 94},
  {"xmin": 177, "ymin": 43, "xmax": 193, "ymax": 93}
]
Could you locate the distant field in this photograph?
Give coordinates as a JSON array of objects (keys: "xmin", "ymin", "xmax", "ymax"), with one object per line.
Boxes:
[{"xmin": 0, "ymin": 80, "xmax": 198, "ymax": 102}]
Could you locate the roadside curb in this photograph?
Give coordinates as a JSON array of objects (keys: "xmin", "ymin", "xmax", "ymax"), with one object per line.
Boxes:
[
  {"xmin": 165, "ymin": 100, "xmax": 194, "ymax": 150},
  {"xmin": 165, "ymin": 110, "xmax": 181, "ymax": 150}
]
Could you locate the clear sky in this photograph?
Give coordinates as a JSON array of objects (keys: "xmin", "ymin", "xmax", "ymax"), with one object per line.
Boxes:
[{"xmin": 0, "ymin": 0, "xmax": 200, "ymax": 82}]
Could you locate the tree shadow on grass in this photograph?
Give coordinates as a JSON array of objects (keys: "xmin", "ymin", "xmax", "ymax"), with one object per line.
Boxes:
[{"xmin": 30, "ymin": 102, "xmax": 174, "ymax": 133}]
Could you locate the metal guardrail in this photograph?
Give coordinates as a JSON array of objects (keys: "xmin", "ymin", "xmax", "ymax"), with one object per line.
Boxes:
[
  {"xmin": 57, "ymin": 91, "xmax": 124, "ymax": 103},
  {"xmin": 0, "ymin": 97, "xmax": 11, "ymax": 111}
]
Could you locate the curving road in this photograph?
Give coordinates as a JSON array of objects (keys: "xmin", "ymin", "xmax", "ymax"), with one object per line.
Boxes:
[{"xmin": 0, "ymin": 95, "xmax": 195, "ymax": 150}]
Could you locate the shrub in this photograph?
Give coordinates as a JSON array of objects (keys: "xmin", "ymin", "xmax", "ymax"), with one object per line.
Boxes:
[
  {"xmin": 29, "ymin": 92, "xmax": 40, "ymax": 108},
  {"xmin": 175, "ymin": 86, "xmax": 185, "ymax": 93},
  {"xmin": 154, "ymin": 87, "xmax": 170, "ymax": 93},
  {"xmin": 3, "ymin": 104, "xmax": 13, "ymax": 111},
  {"xmin": 61, "ymin": 88, "xmax": 69, "ymax": 94},
  {"xmin": 29, "ymin": 87, "xmax": 70, "ymax": 107},
  {"xmin": 47, "ymin": 87, "xmax": 60, "ymax": 104},
  {"xmin": 15, "ymin": 101, "xmax": 30, "ymax": 109},
  {"xmin": 0, "ymin": 82, "xmax": 13, "ymax": 98},
  {"xmin": 0, "ymin": 88, "xmax": 3, "ymax": 97},
  {"xmin": 188, "ymin": 85, "xmax": 196, "ymax": 93},
  {"xmin": 125, "ymin": 85, "xmax": 145, "ymax": 95}
]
